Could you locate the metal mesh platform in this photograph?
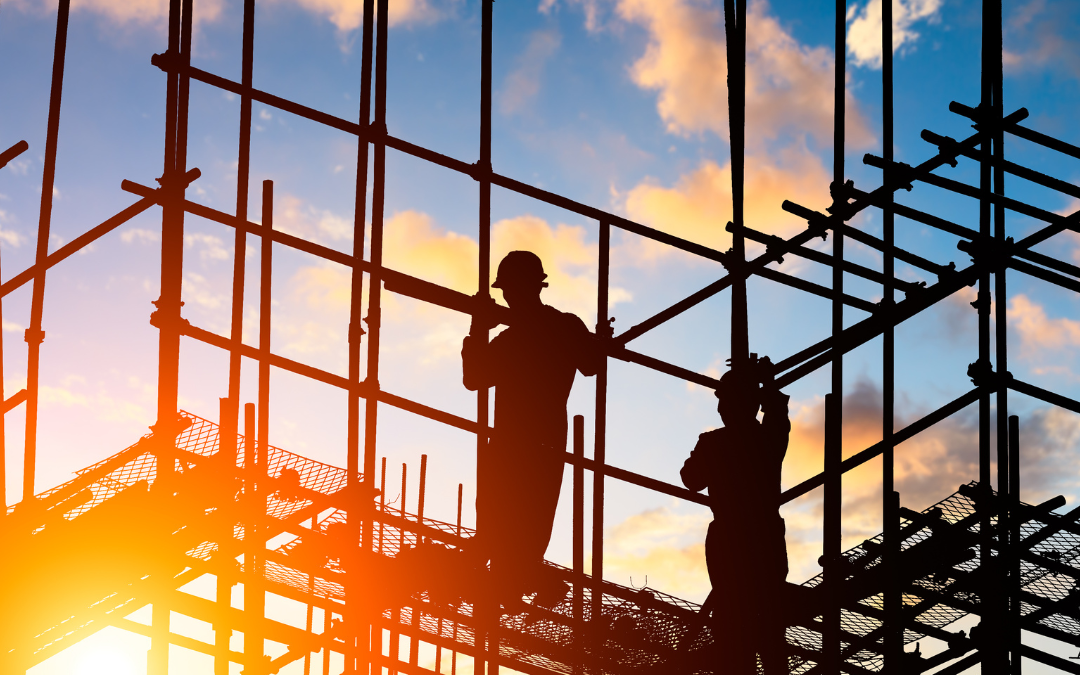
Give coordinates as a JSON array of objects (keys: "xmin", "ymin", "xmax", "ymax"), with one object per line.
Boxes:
[{"xmin": 7, "ymin": 413, "xmax": 1080, "ymax": 674}]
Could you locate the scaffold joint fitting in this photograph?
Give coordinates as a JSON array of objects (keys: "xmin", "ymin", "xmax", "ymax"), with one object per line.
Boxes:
[{"xmin": 23, "ymin": 327, "xmax": 45, "ymax": 345}]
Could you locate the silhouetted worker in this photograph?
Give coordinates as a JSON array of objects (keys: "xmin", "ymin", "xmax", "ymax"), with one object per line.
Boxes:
[
  {"xmin": 462, "ymin": 250, "xmax": 602, "ymax": 608},
  {"xmin": 682, "ymin": 356, "xmax": 790, "ymax": 675}
]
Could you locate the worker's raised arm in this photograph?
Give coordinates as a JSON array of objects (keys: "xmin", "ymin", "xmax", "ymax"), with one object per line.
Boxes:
[{"xmin": 759, "ymin": 383, "xmax": 791, "ymax": 459}]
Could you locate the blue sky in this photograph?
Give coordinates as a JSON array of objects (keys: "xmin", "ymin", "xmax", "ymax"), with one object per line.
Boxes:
[{"xmin": 6, "ymin": 0, "xmax": 1080, "ymax": 671}]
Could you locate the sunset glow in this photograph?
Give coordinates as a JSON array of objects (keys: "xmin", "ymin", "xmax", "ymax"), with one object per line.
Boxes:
[{"xmin": 5, "ymin": 0, "xmax": 1080, "ymax": 672}]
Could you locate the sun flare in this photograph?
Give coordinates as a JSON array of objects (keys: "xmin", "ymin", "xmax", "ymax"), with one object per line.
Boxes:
[{"xmin": 73, "ymin": 646, "xmax": 138, "ymax": 675}]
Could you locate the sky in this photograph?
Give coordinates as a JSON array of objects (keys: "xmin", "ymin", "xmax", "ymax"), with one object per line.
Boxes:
[{"xmin": 6, "ymin": 0, "xmax": 1080, "ymax": 672}]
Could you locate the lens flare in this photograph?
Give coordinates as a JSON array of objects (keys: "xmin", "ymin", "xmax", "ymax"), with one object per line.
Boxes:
[{"xmin": 73, "ymin": 646, "xmax": 137, "ymax": 675}]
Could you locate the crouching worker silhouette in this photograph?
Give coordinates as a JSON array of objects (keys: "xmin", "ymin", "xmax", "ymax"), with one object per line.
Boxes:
[
  {"xmin": 682, "ymin": 356, "xmax": 790, "ymax": 675},
  {"xmin": 462, "ymin": 251, "xmax": 602, "ymax": 611}
]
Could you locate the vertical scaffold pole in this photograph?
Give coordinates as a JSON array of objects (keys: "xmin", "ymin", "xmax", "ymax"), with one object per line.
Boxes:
[
  {"xmin": 243, "ymin": 401, "xmax": 262, "ymax": 669},
  {"xmin": 227, "ymin": 0, "xmax": 255, "ymax": 420},
  {"xmin": 23, "ymin": 0, "xmax": 70, "ymax": 504},
  {"xmin": 573, "ymin": 413, "xmax": 585, "ymax": 658},
  {"xmin": 249, "ymin": 180, "xmax": 274, "ymax": 669},
  {"xmin": 723, "ymin": 0, "xmax": 749, "ymax": 367},
  {"xmin": 411, "ymin": 454, "xmax": 428, "ymax": 667},
  {"xmin": 825, "ymin": 1, "xmax": 846, "ymax": 671},
  {"xmin": 216, "ymin": 396, "xmax": 238, "ymax": 674},
  {"xmin": 478, "ymin": 0, "xmax": 495, "ymax": 672},
  {"xmin": 1008, "ymin": 415, "xmax": 1021, "ymax": 674},
  {"xmin": 986, "ymin": 0, "xmax": 1013, "ymax": 670},
  {"xmin": 222, "ymin": 13, "xmax": 254, "ymax": 665},
  {"xmin": 978, "ymin": 0, "xmax": 997, "ymax": 671},
  {"xmin": 149, "ymin": 0, "xmax": 193, "ymax": 670},
  {"xmin": 349, "ymin": 0, "xmax": 377, "ymax": 666},
  {"xmin": 592, "ymin": 219, "xmax": 610, "ymax": 637},
  {"xmin": 360, "ymin": 0, "xmax": 390, "ymax": 667},
  {"xmin": 880, "ymin": 0, "xmax": 902, "ymax": 668},
  {"xmin": 824, "ymin": 389, "xmax": 840, "ymax": 672}
]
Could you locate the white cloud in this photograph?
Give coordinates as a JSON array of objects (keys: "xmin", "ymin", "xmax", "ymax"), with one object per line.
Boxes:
[
  {"xmin": 0, "ymin": 224, "xmax": 25, "ymax": 248},
  {"xmin": 120, "ymin": 227, "xmax": 159, "ymax": 244},
  {"xmin": 267, "ymin": 0, "xmax": 440, "ymax": 32},
  {"xmin": 500, "ymin": 30, "xmax": 562, "ymax": 115},
  {"xmin": 847, "ymin": 0, "xmax": 944, "ymax": 69},
  {"xmin": 622, "ymin": 142, "xmax": 832, "ymax": 262},
  {"xmin": 1008, "ymin": 294, "xmax": 1080, "ymax": 362},
  {"xmin": 276, "ymin": 194, "xmax": 355, "ymax": 245},
  {"xmin": 184, "ymin": 232, "xmax": 230, "ymax": 261},
  {"xmin": 284, "ymin": 208, "xmax": 632, "ymax": 363},
  {"xmin": 617, "ymin": 0, "xmax": 874, "ymax": 148},
  {"xmin": 182, "ymin": 271, "xmax": 227, "ymax": 310}
]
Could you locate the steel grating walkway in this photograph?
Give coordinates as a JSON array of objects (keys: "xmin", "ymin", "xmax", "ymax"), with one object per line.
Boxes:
[{"xmin": 5, "ymin": 413, "xmax": 1080, "ymax": 674}]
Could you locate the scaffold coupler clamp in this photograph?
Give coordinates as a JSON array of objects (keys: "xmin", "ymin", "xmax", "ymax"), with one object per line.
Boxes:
[
  {"xmin": 920, "ymin": 130, "xmax": 962, "ymax": 167},
  {"xmin": 827, "ymin": 179, "xmax": 856, "ymax": 219},
  {"xmin": 887, "ymin": 160, "xmax": 916, "ymax": 192},
  {"xmin": 716, "ymin": 245, "xmax": 751, "ymax": 278},
  {"xmin": 348, "ymin": 319, "xmax": 366, "ymax": 346},
  {"xmin": 966, "ymin": 357, "xmax": 1011, "ymax": 390},
  {"xmin": 150, "ymin": 49, "xmax": 180, "ymax": 73},
  {"xmin": 761, "ymin": 232, "xmax": 790, "ymax": 266},
  {"xmin": 367, "ymin": 120, "xmax": 389, "ymax": 142},
  {"xmin": 149, "ymin": 297, "xmax": 190, "ymax": 331},
  {"xmin": 468, "ymin": 159, "xmax": 493, "ymax": 182},
  {"xmin": 23, "ymin": 327, "xmax": 44, "ymax": 345},
  {"xmin": 957, "ymin": 235, "xmax": 1015, "ymax": 275},
  {"xmin": 596, "ymin": 316, "xmax": 615, "ymax": 339}
]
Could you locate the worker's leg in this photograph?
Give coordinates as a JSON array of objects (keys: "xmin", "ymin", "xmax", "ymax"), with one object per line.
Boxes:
[
  {"xmin": 706, "ymin": 522, "xmax": 757, "ymax": 675},
  {"xmin": 759, "ymin": 518, "xmax": 790, "ymax": 675},
  {"xmin": 519, "ymin": 447, "xmax": 564, "ymax": 563},
  {"xmin": 510, "ymin": 447, "xmax": 566, "ymax": 605}
]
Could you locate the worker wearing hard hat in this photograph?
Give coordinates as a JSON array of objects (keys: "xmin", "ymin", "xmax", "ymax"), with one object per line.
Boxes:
[
  {"xmin": 462, "ymin": 250, "xmax": 602, "ymax": 609},
  {"xmin": 682, "ymin": 356, "xmax": 791, "ymax": 675}
]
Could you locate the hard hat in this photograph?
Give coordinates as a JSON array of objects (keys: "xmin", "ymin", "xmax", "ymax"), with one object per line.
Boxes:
[
  {"xmin": 714, "ymin": 368, "xmax": 758, "ymax": 400},
  {"xmin": 492, "ymin": 250, "xmax": 549, "ymax": 289}
]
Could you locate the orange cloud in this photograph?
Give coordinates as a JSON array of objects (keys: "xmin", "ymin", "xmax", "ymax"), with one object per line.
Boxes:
[
  {"xmin": 780, "ymin": 380, "xmax": 991, "ymax": 554},
  {"xmin": 283, "ymin": 209, "xmax": 631, "ymax": 365},
  {"xmin": 617, "ymin": 0, "xmax": 874, "ymax": 148},
  {"xmin": 1008, "ymin": 293, "xmax": 1080, "ymax": 360},
  {"xmin": 622, "ymin": 143, "xmax": 832, "ymax": 261},
  {"xmin": 592, "ymin": 505, "xmax": 711, "ymax": 603},
  {"xmin": 847, "ymin": 0, "xmax": 945, "ymax": 69}
]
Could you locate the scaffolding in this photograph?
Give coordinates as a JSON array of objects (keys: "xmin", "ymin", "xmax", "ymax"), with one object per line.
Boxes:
[{"xmin": 5, "ymin": 0, "xmax": 1080, "ymax": 673}]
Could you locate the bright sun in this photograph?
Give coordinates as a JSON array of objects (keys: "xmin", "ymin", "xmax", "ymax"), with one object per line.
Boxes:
[{"xmin": 73, "ymin": 646, "xmax": 138, "ymax": 675}]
